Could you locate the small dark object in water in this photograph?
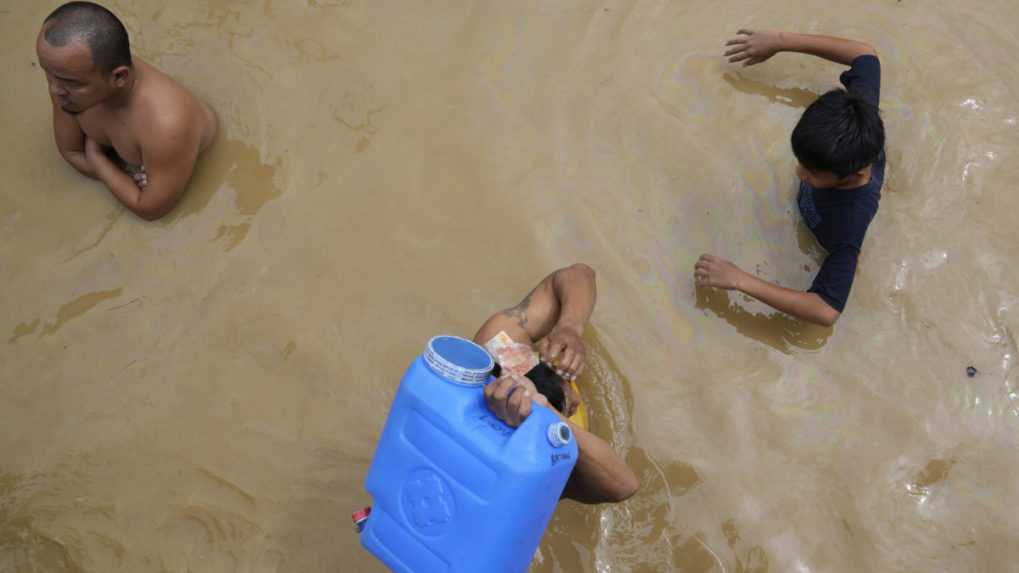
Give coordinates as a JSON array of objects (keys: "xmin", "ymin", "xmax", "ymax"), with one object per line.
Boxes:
[{"xmin": 966, "ymin": 366, "xmax": 977, "ymax": 378}]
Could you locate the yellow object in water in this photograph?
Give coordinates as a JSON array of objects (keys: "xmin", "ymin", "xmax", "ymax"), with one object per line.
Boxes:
[{"xmin": 567, "ymin": 379, "xmax": 588, "ymax": 430}]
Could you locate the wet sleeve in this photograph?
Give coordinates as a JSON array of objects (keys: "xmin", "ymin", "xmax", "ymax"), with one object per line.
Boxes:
[
  {"xmin": 808, "ymin": 245, "xmax": 859, "ymax": 313},
  {"xmin": 840, "ymin": 54, "xmax": 881, "ymax": 105}
]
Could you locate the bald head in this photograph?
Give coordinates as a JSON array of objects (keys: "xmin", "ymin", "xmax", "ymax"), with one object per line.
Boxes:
[{"xmin": 44, "ymin": 1, "xmax": 131, "ymax": 75}]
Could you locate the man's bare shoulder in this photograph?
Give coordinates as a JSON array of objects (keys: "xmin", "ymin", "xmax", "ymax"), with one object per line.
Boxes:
[{"xmin": 131, "ymin": 60, "xmax": 213, "ymax": 143}]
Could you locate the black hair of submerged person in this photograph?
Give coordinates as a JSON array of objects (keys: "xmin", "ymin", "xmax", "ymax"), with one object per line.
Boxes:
[
  {"xmin": 523, "ymin": 362, "xmax": 566, "ymax": 413},
  {"xmin": 44, "ymin": 1, "xmax": 132, "ymax": 74},
  {"xmin": 791, "ymin": 88, "xmax": 885, "ymax": 179},
  {"xmin": 489, "ymin": 362, "xmax": 567, "ymax": 414}
]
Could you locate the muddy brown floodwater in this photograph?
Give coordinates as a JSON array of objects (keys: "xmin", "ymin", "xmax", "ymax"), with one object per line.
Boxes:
[{"xmin": 3, "ymin": 1, "xmax": 1019, "ymax": 572}]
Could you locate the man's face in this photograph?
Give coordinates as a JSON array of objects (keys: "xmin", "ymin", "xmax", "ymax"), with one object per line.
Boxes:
[{"xmin": 36, "ymin": 30, "xmax": 114, "ymax": 114}]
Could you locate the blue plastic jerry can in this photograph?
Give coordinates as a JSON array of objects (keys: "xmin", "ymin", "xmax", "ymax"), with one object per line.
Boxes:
[{"xmin": 360, "ymin": 335, "xmax": 578, "ymax": 573}]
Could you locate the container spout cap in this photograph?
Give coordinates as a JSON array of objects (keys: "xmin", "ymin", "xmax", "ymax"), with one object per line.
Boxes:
[
  {"xmin": 424, "ymin": 335, "xmax": 494, "ymax": 386},
  {"xmin": 547, "ymin": 422, "xmax": 572, "ymax": 448}
]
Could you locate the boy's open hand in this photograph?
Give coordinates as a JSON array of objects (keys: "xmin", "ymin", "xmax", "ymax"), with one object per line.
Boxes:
[
  {"xmin": 695, "ymin": 254, "xmax": 748, "ymax": 290},
  {"xmin": 725, "ymin": 29, "xmax": 783, "ymax": 66}
]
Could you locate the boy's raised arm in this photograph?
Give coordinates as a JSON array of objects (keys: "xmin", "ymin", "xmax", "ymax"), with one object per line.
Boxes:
[{"xmin": 725, "ymin": 29, "xmax": 876, "ymax": 67}]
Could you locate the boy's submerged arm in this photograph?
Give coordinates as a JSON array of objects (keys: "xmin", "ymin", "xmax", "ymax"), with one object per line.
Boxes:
[
  {"xmin": 695, "ymin": 254, "xmax": 840, "ymax": 326},
  {"xmin": 735, "ymin": 274, "xmax": 840, "ymax": 327}
]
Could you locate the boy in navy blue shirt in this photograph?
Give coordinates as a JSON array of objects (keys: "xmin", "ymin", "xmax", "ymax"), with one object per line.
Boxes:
[{"xmin": 695, "ymin": 30, "xmax": 885, "ymax": 326}]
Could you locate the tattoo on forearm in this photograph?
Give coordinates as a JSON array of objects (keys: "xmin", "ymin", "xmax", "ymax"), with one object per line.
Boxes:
[{"xmin": 500, "ymin": 289, "xmax": 534, "ymax": 329}]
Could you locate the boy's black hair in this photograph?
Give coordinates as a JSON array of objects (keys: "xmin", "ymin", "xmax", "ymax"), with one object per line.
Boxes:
[
  {"xmin": 490, "ymin": 362, "xmax": 566, "ymax": 413},
  {"xmin": 44, "ymin": 2, "xmax": 132, "ymax": 75},
  {"xmin": 791, "ymin": 89, "xmax": 884, "ymax": 179}
]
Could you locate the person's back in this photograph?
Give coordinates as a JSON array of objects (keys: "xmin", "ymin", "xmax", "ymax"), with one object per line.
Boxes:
[
  {"xmin": 36, "ymin": 1, "xmax": 218, "ymax": 221},
  {"xmin": 695, "ymin": 30, "xmax": 886, "ymax": 326}
]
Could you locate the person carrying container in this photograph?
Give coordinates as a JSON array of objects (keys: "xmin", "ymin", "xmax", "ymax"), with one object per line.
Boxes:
[{"xmin": 472, "ymin": 263, "xmax": 639, "ymax": 504}]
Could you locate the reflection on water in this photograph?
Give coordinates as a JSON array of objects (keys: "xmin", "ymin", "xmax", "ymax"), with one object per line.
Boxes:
[
  {"xmin": 63, "ymin": 210, "xmax": 123, "ymax": 263},
  {"xmin": 795, "ymin": 218, "xmax": 827, "ymax": 261},
  {"xmin": 213, "ymin": 222, "xmax": 252, "ymax": 251},
  {"xmin": 907, "ymin": 458, "xmax": 955, "ymax": 495},
  {"xmin": 12, "ymin": 288, "xmax": 125, "ymax": 340},
  {"xmin": 167, "ymin": 136, "xmax": 282, "ymax": 252},
  {"xmin": 0, "ymin": 518, "xmax": 83, "ymax": 573},
  {"xmin": 281, "ymin": 340, "xmax": 297, "ymax": 360},
  {"xmin": 673, "ymin": 534, "xmax": 725, "ymax": 573},
  {"xmin": 722, "ymin": 72, "xmax": 819, "ymax": 108},
  {"xmin": 170, "ymin": 137, "xmax": 282, "ymax": 220},
  {"xmin": 695, "ymin": 286, "xmax": 831, "ymax": 352},
  {"xmin": 7, "ymin": 319, "xmax": 40, "ymax": 344},
  {"xmin": 722, "ymin": 518, "xmax": 770, "ymax": 573},
  {"xmin": 0, "ymin": 473, "xmax": 83, "ymax": 573}
]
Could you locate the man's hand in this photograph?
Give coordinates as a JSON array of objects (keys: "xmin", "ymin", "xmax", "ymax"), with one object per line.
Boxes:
[
  {"xmin": 130, "ymin": 165, "xmax": 148, "ymax": 189},
  {"xmin": 724, "ymin": 29, "xmax": 784, "ymax": 66},
  {"xmin": 537, "ymin": 325, "xmax": 586, "ymax": 380},
  {"xmin": 483, "ymin": 373, "xmax": 550, "ymax": 428},
  {"xmin": 85, "ymin": 138, "xmax": 148, "ymax": 189},
  {"xmin": 695, "ymin": 254, "xmax": 749, "ymax": 290}
]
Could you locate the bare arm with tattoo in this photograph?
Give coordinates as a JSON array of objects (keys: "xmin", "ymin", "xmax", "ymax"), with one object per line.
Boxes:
[{"xmin": 473, "ymin": 263, "xmax": 596, "ymax": 379}]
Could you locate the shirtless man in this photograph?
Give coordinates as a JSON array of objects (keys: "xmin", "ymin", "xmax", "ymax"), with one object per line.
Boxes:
[
  {"xmin": 474, "ymin": 263, "xmax": 639, "ymax": 504},
  {"xmin": 37, "ymin": 2, "xmax": 218, "ymax": 221}
]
